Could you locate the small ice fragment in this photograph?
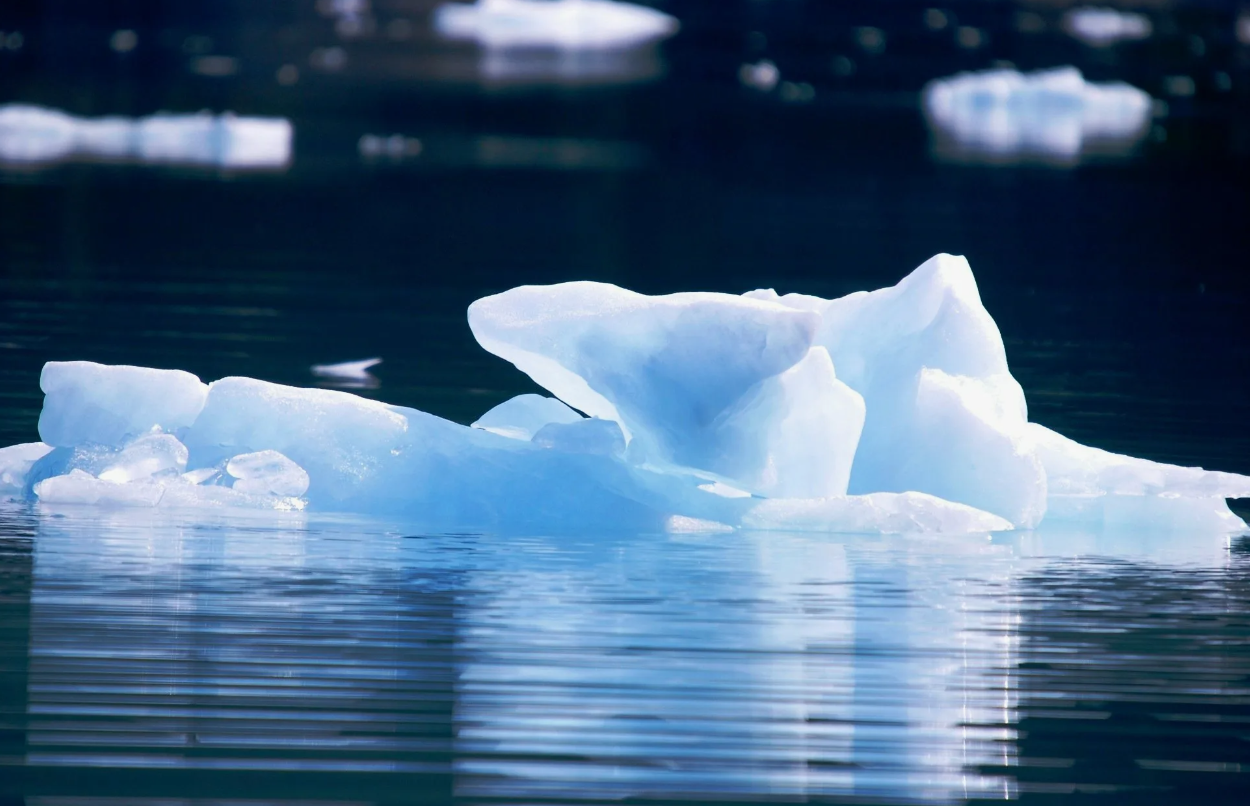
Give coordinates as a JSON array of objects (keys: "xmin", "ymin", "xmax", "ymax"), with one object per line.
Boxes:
[
  {"xmin": 226, "ymin": 450, "xmax": 311, "ymax": 497},
  {"xmin": 311, "ymin": 357, "xmax": 382, "ymax": 388},
  {"xmin": 38, "ymin": 362, "xmax": 208, "ymax": 448},
  {"xmin": 1063, "ymin": 7, "xmax": 1152, "ymax": 48},
  {"xmin": 923, "ymin": 67, "xmax": 1153, "ymax": 165},
  {"xmin": 472, "ymin": 393, "xmax": 584, "ymax": 441},
  {"xmin": 531, "ymin": 418, "xmax": 626, "ymax": 457},
  {"xmin": 0, "ymin": 442, "xmax": 53, "ymax": 497},
  {"xmin": 0, "ymin": 104, "xmax": 292, "ymax": 170},
  {"xmin": 97, "ymin": 433, "xmax": 189, "ymax": 483},
  {"xmin": 434, "ymin": 0, "xmax": 679, "ymax": 49},
  {"xmin": 739, "ymin": 60, "xmax": 779, "ymax": 92},
  {"xmin": 34, "ymin": 469, "xmax": 165, "ymax": 507}
]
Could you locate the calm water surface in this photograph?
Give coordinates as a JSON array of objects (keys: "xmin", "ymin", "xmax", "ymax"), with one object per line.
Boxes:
[{"xmin": 2, "ymin": 506, "xmax": 1248, "ymax": 804}]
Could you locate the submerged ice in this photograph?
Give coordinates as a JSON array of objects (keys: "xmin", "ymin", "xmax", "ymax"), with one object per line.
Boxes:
[{"xmin": 3, "ymin": 254, "xmax": 1246, "ymax": 536}]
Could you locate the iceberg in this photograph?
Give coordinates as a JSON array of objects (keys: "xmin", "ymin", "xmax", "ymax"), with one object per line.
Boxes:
[
  {"xmin": 434, "ymin": 0, "xmax": 679, "ymax": 49},
  {"xmin": 2, "ymin": 254, "xmax": 1246, "ymax": 536},
  {"xmin": 923, "ymin": 67, "xmax": 1153, "ymax": 165},
  {"xmin": 0, "ymin": 104, "xmax": 292, "ymax": 170}
]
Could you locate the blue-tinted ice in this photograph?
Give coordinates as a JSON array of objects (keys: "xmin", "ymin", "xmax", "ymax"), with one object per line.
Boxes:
[{"xmin": 2, "ymin": 254, "xmax": 1246, "ymax": 535}]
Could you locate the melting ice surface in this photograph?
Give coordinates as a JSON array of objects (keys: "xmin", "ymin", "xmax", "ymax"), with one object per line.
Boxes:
[
  {"xmin": 0, "ymin": 104, "xmax": 292, "ymax": 170},
  {"xmin": 434, "ymin": 0, "xmax": 679, "ymax": 49},
  {"xmin": 2, "ymin": 254, "xmax": 1247, "ymax": 536},
  {"xmin": 923, "ymin": 67, "xmax": 1153, "ymax": 165}
]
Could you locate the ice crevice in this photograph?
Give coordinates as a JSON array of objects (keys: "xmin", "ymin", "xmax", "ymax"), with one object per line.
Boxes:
[{"xmin": 2, "ymin": 253, "xmax": 1246, "ymax": 536}]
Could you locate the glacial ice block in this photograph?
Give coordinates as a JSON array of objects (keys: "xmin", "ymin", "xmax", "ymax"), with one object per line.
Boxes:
[
  {"xmin": 923, "ymin": 67, "xmax": 1152, "ymax": 164},
  {"xmin": 434, "ymin": 0, "xmax": 679, "ymax": 49},
  {"xmin": 38, "ymin": 361, "xmax": 208, "ymax": 448},
  {"xmin": 6, "ymin": 252, "xmax": 1248, "ymax": 536},
  {"xmin": 468, "ymin": 282, "xmax": 866, "ymax": 498},
  {"xmin": 748, "ymin": 254, "xmax": 1046, "ymax": 527}
]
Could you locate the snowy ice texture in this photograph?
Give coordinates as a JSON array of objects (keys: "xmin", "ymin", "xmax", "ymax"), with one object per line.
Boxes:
[
  {"xmin": 923, "ymin": 67, "xmax": 1153, "ymax": 165},
  {"xmin": 4, "ymin": 254, "xmax": 1247, "ymax": 536},
  {"xmin": 0, "ymin": 104, "xmax": 292, "ymax": 169},
  {"xmin": 434, "ymin": 0, "xmax": 679, "ymax": 49}
]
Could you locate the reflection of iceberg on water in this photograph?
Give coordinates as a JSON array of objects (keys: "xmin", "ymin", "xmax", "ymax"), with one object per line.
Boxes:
[
  {"xmin": 923, "ymin": 67, "xmax": 1153, "ymax": 166},
  {"xmin": 434, "ymin": 0, "xmax": 678, "ymax": 86},
  {"xmin": 0, "ymin": 104, "xmax": 292, "ymax": 171},
  {"xmin": 434, "ymin": 0, "xmax": 678, "ymax": 49},
  {"xmin": 3, "ymin": 254, "xmax": 1247, "ymax": 536}
]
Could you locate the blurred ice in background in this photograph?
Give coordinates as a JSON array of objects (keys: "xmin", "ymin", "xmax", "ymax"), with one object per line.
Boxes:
[
  {"xmin": 923, "ymin": 67, "xmax": 1154, "ymax": 166},
  {"xmin": 0, "ymin": 105, "xmax": 292, "ymax": 170},
  {"xmin": 1062, "ymin": 7, "xmax": 1152, "ymax": 48}
]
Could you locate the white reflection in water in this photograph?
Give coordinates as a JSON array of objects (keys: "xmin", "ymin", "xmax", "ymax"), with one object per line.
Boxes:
[
  {"xmin": 923, "ymin": 67, "xmax": 1154, "ymax": 167},
  {"xmin": 15, "ymin": 506, "xmax": 1243, "ymax": 802},
  {"xmin": 0, "ymin": 105, "xmax": 292, "ymax": 171}
]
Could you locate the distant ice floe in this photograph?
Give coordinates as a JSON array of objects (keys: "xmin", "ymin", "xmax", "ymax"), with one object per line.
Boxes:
[
  {"xmin": 3, "ymin": 254, "xmax": 1247, "ymax": 537},
  {"xmin": 0, "ymin": 104, "xmax": 292, "ymax": 170},
  {"xmin": 434, "ymin": 0, "xmax": 678, "ymax": 49},
  {"xmin": 311, "ymin": 358, "xmax": 382, "ymax": 389},
  {"xmin": 1062, "ymin": 7, "xmax": 1152, "ymax": 47},
  {"xmin": 923, "ymin": 67, "xmax": 1154, "ymax": 166}
]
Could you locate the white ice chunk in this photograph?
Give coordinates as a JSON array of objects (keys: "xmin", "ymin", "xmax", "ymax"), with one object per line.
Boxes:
[
  {"xmin": 756, "ymin": 254, "xmax": 1046, "ymax": 526},
  {"xmin": 0, "ymin": 104, "xmax": 292, "ymax": 170},
  {"xmin": 184, "ymin": 376, "xmax": 409, "ymax": 506},
  {"xmin": 741, "ymin": 492, "xmax": 1014, "ymax": 535},
  {"xmin": 226, "ymin": 450, "xmax": 311, "ymax": 497},
  {"xmin": 1063, "ymin": 8, "xmax": 1152, "ymax": 48},
  {"xmin": 434, "ymin": 0, "xmax": 679, "ymax": 49},
  {"xmin": 531, "ymin": 417, "xmax": 626, "ymax": 457},
  {"xmin": 1028, "ymin": 423, "xmax": 1249, "ymax": 533},
  {"xmin": 97, "ymin": 433, "xmax": 189, "ymax": 483},
  {"xmin": 136, "ymin": 112, "xmax": 292, "ymax": 169},
  {"xmin": 34, "ymin": 469, "xmax": 165, "ymax": 507},
  {"xmin": 469, "ymin": 282, "xmax": 862, "ymax": 497},
  {"xmin": 311, "ymin": 357, "xmax": 382, "ymax": 388},
  {"xmin": 38, "ymin": 362, "xmax": 208, "ymax": 448},
  {"xmin": 472, "ymin": 393, "xmax": 584, "ymax": 440},
  {"xmin": 923, "ymin": 67, "xmax": 1152, "ymax": 165},
  {"xmin": 33, "ymin": 468, "xmax": 304, "ymax": 512},
  {"xmin": 0, "ymin": 442, "xmax": 53, "ymax": 497}
]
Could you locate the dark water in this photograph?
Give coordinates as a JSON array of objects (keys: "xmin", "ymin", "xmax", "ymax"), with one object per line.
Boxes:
[{"xmin": 2, "ymin": 1, "xmax": 1250, "ymax": 802}]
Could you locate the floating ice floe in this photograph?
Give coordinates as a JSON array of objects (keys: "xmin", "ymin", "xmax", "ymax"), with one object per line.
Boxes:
[
  {"xmin": 3, "ymin": 254, "xmax": 1247, "ymax": 536},
  {"xmin": 923, "ymin": 67, "xmax": 1153, "ymax": 165},
  {"xmin": 434, "ymin": 0, "xmax": 678, "ymax": 49},
  {"xmin": 1063, "ymin": 7, "xmax": 1152, "ymax": 48},
  {"xmin": 0, "ymin": 104, "xmax": 292, "ymax": 170},
  {"xmin": 311, "ymin": 358, "xmax": 382, "ymax": 389}
]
